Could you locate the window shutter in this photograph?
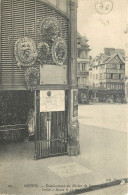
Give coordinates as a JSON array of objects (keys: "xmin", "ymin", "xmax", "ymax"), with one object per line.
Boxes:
[{"xmin": 0, "ymin": 0, "xmax": 69, "ymax": 88}]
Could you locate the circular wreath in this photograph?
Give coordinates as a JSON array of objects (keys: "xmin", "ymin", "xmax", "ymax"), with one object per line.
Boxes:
[
  {"xmin": 24, "ymin": 67, "xmax": 39, "ymax": 89},
  {"xmin": 52, "ymin": 37, "xmax": 67, "ymax": 65},
  {"xmin": 14, "ymin": 37, "xmax": 37, "ymax": 68},
  {"xmin": 40, "ymin": 17, "xmax": 62, "ymax": 41},
  {"xmin": 37, "ymin": 42, "xmax": 49, "ymax": 64}
]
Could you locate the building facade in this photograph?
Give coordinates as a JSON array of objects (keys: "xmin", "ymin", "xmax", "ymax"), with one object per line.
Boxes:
[
  {"xmin": 0, "ymin": 0, "xmax": 80, "ymax": 158},
  {"xmin": 89, "ymin": 50, "xmax": 125, "ymax": 102},
  {"xmin": 125, "ymin": 43, "xmax": 128, "ymax": 99},
  {"xmin": 77, "ymin": 32, "xmax": 91, "ymax": 103}
]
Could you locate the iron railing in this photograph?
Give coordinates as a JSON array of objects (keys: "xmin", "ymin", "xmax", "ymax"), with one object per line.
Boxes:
[{"xmin": 35, "ymin": 138, "xmax": 68, "ymax": 159}]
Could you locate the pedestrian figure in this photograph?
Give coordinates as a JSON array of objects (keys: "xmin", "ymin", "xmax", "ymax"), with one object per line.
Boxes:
[{"xmin": 27, "ymin": 109, "xmax": 35, "ymax": 141}]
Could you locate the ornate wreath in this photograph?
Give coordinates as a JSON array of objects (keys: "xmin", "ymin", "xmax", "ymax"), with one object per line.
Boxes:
[
  {"xmin": 37, "ymin": 42, "xmax": 49, "ymax": 64},
  {"xmin": 40, "ymin": 17, "xmax": 62, "ymax": 42},
  {"xmin": 24, "ymin": 67, "xmax": 39, "ymax": 90},
  {"xmin": 52, "ymin": 37, "xmax": 67, "ymax": 65},
  {"xmin": 14, "ymin": 37, "xmax": 37, "ymax": 68}
]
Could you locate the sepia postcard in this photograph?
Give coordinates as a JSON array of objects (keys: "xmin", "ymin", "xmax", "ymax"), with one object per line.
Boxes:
[{"xmin": 0, "ymin": 0, "xmax": 128, "ymax": 194}]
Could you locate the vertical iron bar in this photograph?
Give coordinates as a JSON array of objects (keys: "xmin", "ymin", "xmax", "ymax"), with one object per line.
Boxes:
[
  {"xmin": 47, "ymin": 115, "xmax": 48, "ymax": 155},
  {"xmin": 61, "ymin": 112, "xmax": 63, "ymax": 153},
  {"xmin": 34, "ymin": 90, "xmax": 37, "ymax": 159},
  {"xmin": 57, "ymin": 112, "xmax": 59, "ymax": 154},
  {"xmin": 41, "ymin": 141, "xmax": 42, "ymax": 157}
]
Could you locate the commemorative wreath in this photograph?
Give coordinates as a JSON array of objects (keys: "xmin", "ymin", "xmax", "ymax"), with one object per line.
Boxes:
[
  {"xmin": 14, "ymin": 37, "xmax": 37, "ymax": 68},
  {"xmin": 40, "ymin": 17, "xmax": 62, "ymax": 42},
  {"xmin": 37, "ymin": 42, "xmax": 49, "ymax": 64},
  {"xmin": 24, "ymin": 67, "xmax": 39, "ymax": 90},
  {"xmin": 52, "ymin": 37, "xmax": 67, "ymax": 65}
]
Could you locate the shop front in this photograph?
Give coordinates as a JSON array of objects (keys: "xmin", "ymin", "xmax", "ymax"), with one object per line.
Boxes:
[{"xmin": 78, "ymin": 88, "xmax": 89, "ymax": 104}]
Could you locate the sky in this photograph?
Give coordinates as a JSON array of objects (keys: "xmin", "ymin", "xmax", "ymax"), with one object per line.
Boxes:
[{"xmin": 77, "ymin": 0, "xmax": 128, "ymax": 57}]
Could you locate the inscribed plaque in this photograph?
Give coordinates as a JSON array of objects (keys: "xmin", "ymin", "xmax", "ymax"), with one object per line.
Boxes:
[
  {"xmin": 40, "ymin": 65, "xmax": 67, "ymax": 85},
  {"xmin": 40, "ymin": 90, "xmax": 65, "ymax": 112}
]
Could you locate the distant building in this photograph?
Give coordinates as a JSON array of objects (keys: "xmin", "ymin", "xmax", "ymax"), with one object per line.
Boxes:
[
  {"xmin": 124, "ymin": 44, "xmax": 128, "ymax": 98},
  {"xmin": 104, "ymin": 48, "xmax": 125, "ymax": 57},
  {"xmin": 77, "ymin": 32, "xmax": 91, "ymax": 103},
  {"xmin": 89, "ymin": 50, "xmax": 125, "ymax": 102}
]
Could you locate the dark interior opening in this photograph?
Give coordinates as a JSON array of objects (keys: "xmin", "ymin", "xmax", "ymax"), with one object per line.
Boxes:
[{"xmin": 0, "ymin": 90, "xmax": 34, "ymax": 126}]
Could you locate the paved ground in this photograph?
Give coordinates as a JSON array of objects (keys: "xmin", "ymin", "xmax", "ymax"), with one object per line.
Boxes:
[
  {"xmin": 0, "ymin": 104, "xmax": 128, "ymax": 195},
  {"xmin": 79, "ymin": 104, "xmax": 128, "ymax": 132}
]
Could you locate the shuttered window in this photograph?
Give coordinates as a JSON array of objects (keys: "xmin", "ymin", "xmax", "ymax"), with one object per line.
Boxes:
[{"xmin": 0, "ymin": 0, "xmax": 69, "ymax": 88}]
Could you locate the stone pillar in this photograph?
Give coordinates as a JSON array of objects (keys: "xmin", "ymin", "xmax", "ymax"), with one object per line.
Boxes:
[{"xmin": 67, "ymin": 0, "xmax": 80, "ymax": 156}]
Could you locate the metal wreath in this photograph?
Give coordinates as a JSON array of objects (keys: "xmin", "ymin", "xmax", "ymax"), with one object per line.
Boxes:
[
  {"xmin": 40, "ymin": 17, "xmax": 62, "ymax": 42},
  {"xmin": 52, "ymin": 37, "xmax": 67, "ymax": 65},
  {"xmin": 37, "ymin": 42, "xmax": 49, "ymax": 64},
  {"xmin": 24, "ymin": 67, "xmax": 39, "ymax": 90},
  {"xmin": 14, "ymin": 37, "xmax": 37, "ymax": 68}
]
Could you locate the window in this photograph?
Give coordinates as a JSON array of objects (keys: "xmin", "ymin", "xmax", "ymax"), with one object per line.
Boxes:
[
  {"xmin": 77, "ymin": 63, "xmax": 80, "ymax": 71},
  {"xmin": 99, "ymin": 73, "xmax": 102, "ymax": 79},
  {"xmin": 110, "ymin": 73, "xmax": 114, "ymax": 79},
  {"xmin": 77, "ymin": 77, "xmax": 80, "ymax": 84},
  {"xmin": 96, "ymin": 74, "xmax": 98, "ymax": 79},
  {"xmin": 112, "ymin": 64, "xmax": 116, "ymax": 69},
  {"xmin": 82, "ymin": 63, "xmax": 86, "ymax": 71},
  {"xmin": 119, "ymin": 74, "xmax": 122, "ymax": 79},
  {"xmin": 120, "ymin": 64, "xmax": 123, "ymax": 69},
  {"xmin": 82, "ymin": 77, "xmax": 86, "ymax": 84},
  {"xmin": 1, "ymin": 0, "xmax": 69, "ymax": 86}
]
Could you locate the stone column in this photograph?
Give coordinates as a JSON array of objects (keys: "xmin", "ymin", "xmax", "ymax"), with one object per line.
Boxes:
[{"xmin": 67, "ymin": 0, "xmax": 80, "ymax": 156}]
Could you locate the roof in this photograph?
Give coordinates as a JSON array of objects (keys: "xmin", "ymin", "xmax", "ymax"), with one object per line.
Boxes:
[
  {"xmin": 100, "ymin": 55, "xmax": 110, "ymax": 63},
  {"xmin": 77, "ymin": 31, "xmax": 90, "ymax": 49},
  {"xmin": 104, "ymin": 53, "xmax": 125, "ymax": 64},
  {"xmin": 77, "ymin": 31, "xmax": 82, "ymax": 39},
  {"xmin": 80, "ymin": 37, "xmax": 89, "ymax": 47},
  {"xmin": 92, "ymin": 55, "xmax": 109, "ymax": 66}
]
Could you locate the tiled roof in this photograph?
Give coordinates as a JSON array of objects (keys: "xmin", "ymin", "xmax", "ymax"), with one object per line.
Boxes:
[
  {"xmin": 100, "ymin": 55, "xmax": 110, "ymax": 64},
  {"xmin": 103, "ymin": 53, "xmax": 125, "ymax": 64},
  {"xmin": 77, "ymin": 31, "xmax": 90, "ymax": 48}
]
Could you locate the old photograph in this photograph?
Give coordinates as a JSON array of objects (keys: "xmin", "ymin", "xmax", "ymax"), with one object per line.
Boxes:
[{"xmin": 0, "ymin": 0, "xmax": 128, "ymax": 194}]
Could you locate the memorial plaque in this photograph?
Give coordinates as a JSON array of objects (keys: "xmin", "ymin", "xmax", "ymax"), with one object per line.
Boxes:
[
  {"xmin": 40, "ymin": 90, "xmax": 65, "ymax": 112},
  {"xmin": 48, "ymin": 162, "xmax": 92, "ymax": 178},
  {"xmin": 40, "ymin": 65, "xmax": 67, "ymax": 85}
]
